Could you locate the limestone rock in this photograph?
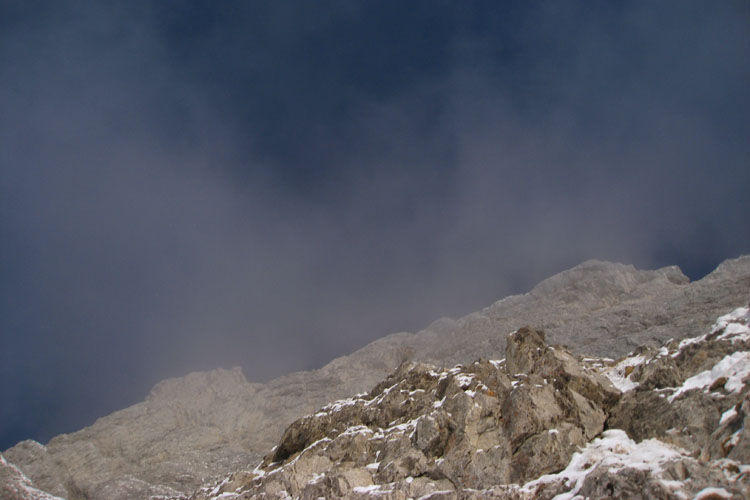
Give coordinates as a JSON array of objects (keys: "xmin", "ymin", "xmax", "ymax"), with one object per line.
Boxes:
[
  {"xmin": 4, "ymin": 368, "xmax": 264, "ymax": 500},
  {"xmin": 4, "ymin": 256, "xmax": 750, "ymax": 499},
  {"xmin": 1, "ymin": 441, "xmax": 66, "ymax": 499},
  {"xmin": 186, "ymin": 328, "xmax": 621, "ymax": 498},
  {"xmin": 607, "ymin": 305, "xmax": 750, "ymax": 460},
  {"xmin": 0, "ymin": 453, "xmax": 64, "ymax": 500},
  {"xmin": 181, "ymin": 304, "xmax": 750, "ymax": 499}
]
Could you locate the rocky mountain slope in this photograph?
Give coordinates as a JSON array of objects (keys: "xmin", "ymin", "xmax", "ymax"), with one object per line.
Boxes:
[
  {"xmin": 1, "ymin": 455, "xmax": 63, "ymax": 500},
  {"xmin": 2, "ymin": 256, "xmax": 749, "ymax": 499},
  {"xmin": 183, "ymin": 306, "xmax": 750, "ymax": 499}
]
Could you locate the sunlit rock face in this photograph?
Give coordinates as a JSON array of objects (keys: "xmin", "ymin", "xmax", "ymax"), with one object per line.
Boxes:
[
  {"xmin": 230, "ymin": 328, "xmax": 618, "ymax": 497},
  {"xmin": 184, "ymin": 307, "xmax": 750, "ymax": 499},
  {"xmin": 3, "ymin": 256, "xmax": 750, "ymax": 500},
  {"xmin": 1, "ymin": 452, "xmax": 66, "ymax": 500}
]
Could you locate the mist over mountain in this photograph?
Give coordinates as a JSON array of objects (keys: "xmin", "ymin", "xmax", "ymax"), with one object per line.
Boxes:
[
  {"xmin": 2, "ymin": 256, "xmax": 749, "ymax": 499},
  {"xmin": 1, "ymin": 0, "xmax": 749, "ymax": 459}
]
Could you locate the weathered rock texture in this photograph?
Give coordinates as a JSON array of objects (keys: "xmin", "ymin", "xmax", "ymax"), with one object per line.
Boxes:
[
  {"xmin": 0, "ymin": 454, "xmax": 64, "ymax": 500},
  {"xmin": 181, "ymin": 305, "xmax": 750, "ymax": 499},
  {"xmin": 3, "ymin": 256, "xmax": 750, "ymax": 499}
]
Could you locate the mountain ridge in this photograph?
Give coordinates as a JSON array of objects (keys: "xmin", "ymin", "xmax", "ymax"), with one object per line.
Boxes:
[
  {"xmin": 184, "ymin": 306, "xmax": 750, "ymax": 499},
  {"xmin": 3, "ymin": 256, "xmax": 749, "ymax": 499}
]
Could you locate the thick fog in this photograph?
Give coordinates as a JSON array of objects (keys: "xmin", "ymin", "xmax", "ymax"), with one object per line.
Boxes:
[{"xmin": 1, "ymin": 1, "xmax": 748, "ymax": 449}]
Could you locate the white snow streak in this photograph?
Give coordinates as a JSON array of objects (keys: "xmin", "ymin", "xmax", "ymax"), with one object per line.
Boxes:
[
  {"xmin": 668, "ymin": 351, "xmax": 750, "ymax": 403},
  {"xmin": 522, "ymin": 430, "xmax": 687, "ymax": 500}
]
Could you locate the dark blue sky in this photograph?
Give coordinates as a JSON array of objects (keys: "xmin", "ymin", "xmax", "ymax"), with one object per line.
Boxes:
[{"xmin": 1, "ymin": 1, "xmax": 749, "ymax": 450}]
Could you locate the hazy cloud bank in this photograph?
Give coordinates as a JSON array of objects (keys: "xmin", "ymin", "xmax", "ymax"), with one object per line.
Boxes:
[{"xmin": 1, "ymin": 1, "xmax": 748, "ymax": 448}]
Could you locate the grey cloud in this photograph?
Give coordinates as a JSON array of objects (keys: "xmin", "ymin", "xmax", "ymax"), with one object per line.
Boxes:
[{"xmin": 1, "ymin": 1, "xmax": 749, "ymax": 449}]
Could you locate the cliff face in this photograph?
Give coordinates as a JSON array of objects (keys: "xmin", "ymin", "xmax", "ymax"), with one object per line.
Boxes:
[
  {"xmin": 2, "ymin": 256, "xmax": 749, "ymax": 500},
  {"xmin": 181, "ymin": 307, "xmax": 750, "ymax": 500}
]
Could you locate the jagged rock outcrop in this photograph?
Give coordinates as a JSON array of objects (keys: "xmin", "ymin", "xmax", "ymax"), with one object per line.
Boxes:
[
  {"xmin": 259, "ymin": 327, "xmax": 617, "ymax": 489},
  {"xmin": 3, "ymin": 256, "xmax": 750, "ymax": 499},
  {"xmin": 180, "ymin": 306, "xmax": 750, "ymax": 499},
  {"xmin": 3, "ymin": 368, "xmax": 262, "ymax": 500},
  {"xmin": 0, "ymin": 454, "xmax": 64, "ymax": 500},
  {"xmin": 607, "ymin": 306, "xmax": 750, "ymax": 463}
]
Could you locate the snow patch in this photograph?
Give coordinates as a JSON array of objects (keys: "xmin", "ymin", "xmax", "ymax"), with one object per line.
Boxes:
[
  {"xmin": 454, "ymin": 373, "xmax": 474, "ymax": 388},
  {"xmin": 340, "ymin": 425, "xmax": 374, "ymax": 437},
  {"xmin": 674, "ymin": 306, "xmax": 750, "ymax": 356},
  {"xmin": 603, "ymin": 354, "xmax": 645, "ymax": 392},
  {"xmin": 712, "ymin": 306, "xmax": 750, "ymax": 334},
  {"xmin": 352, "ymin": 484, "xmax": 392, "ymax": 495},
  {"xmin": 719, "ymin": 406, "xmax": 738, "ymax": 426},
  {"xmin": 213, "ymin": 493, "xmax": 238, "ymax": 499},
  {"xmin": 489, "ymin": 359, "xmax": 505, "ymax": 369},
  {"xmin": 209, "ymin": 476, "xmax": 232, "ymax": 496},
  {"xmin": 694, "ymin": 487, "xmax": 733, "ymax": 499},
  {"xmin": 523, "ymin": 430, "xmax": 687, "ymax": 500},
  {"xmin": 668, "ymin": 351, "xmax": 750, "ymax": 402},
  {"xmin": 322, "ymin": 395, "xmax": 367, "ymax": 413}
]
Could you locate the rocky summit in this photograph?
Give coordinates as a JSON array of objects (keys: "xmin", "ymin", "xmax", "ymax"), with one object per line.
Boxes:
[
  {"xmin": 179, "ymin": 307, "xmax": 750, "ymax": 499},
  {"xmin": 2, "ymin": 256, "xmax": 750, "ymax": 499}
]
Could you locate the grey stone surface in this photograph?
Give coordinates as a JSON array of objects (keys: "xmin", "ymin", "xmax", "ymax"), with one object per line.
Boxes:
[
  {"xmin": 3, "ymin": 256, "xmax": 749, "ymax": 499},
  {"xmin": 0, "ymin": 452, "xmax": 64, "ymax": 500},
  {"xmin": 190, "ymin": 329, "xmax": 615, "ymax": 499},
  {"xmin": 184, "ymin": 305, "xmax": 750, "ymax": 499}
]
